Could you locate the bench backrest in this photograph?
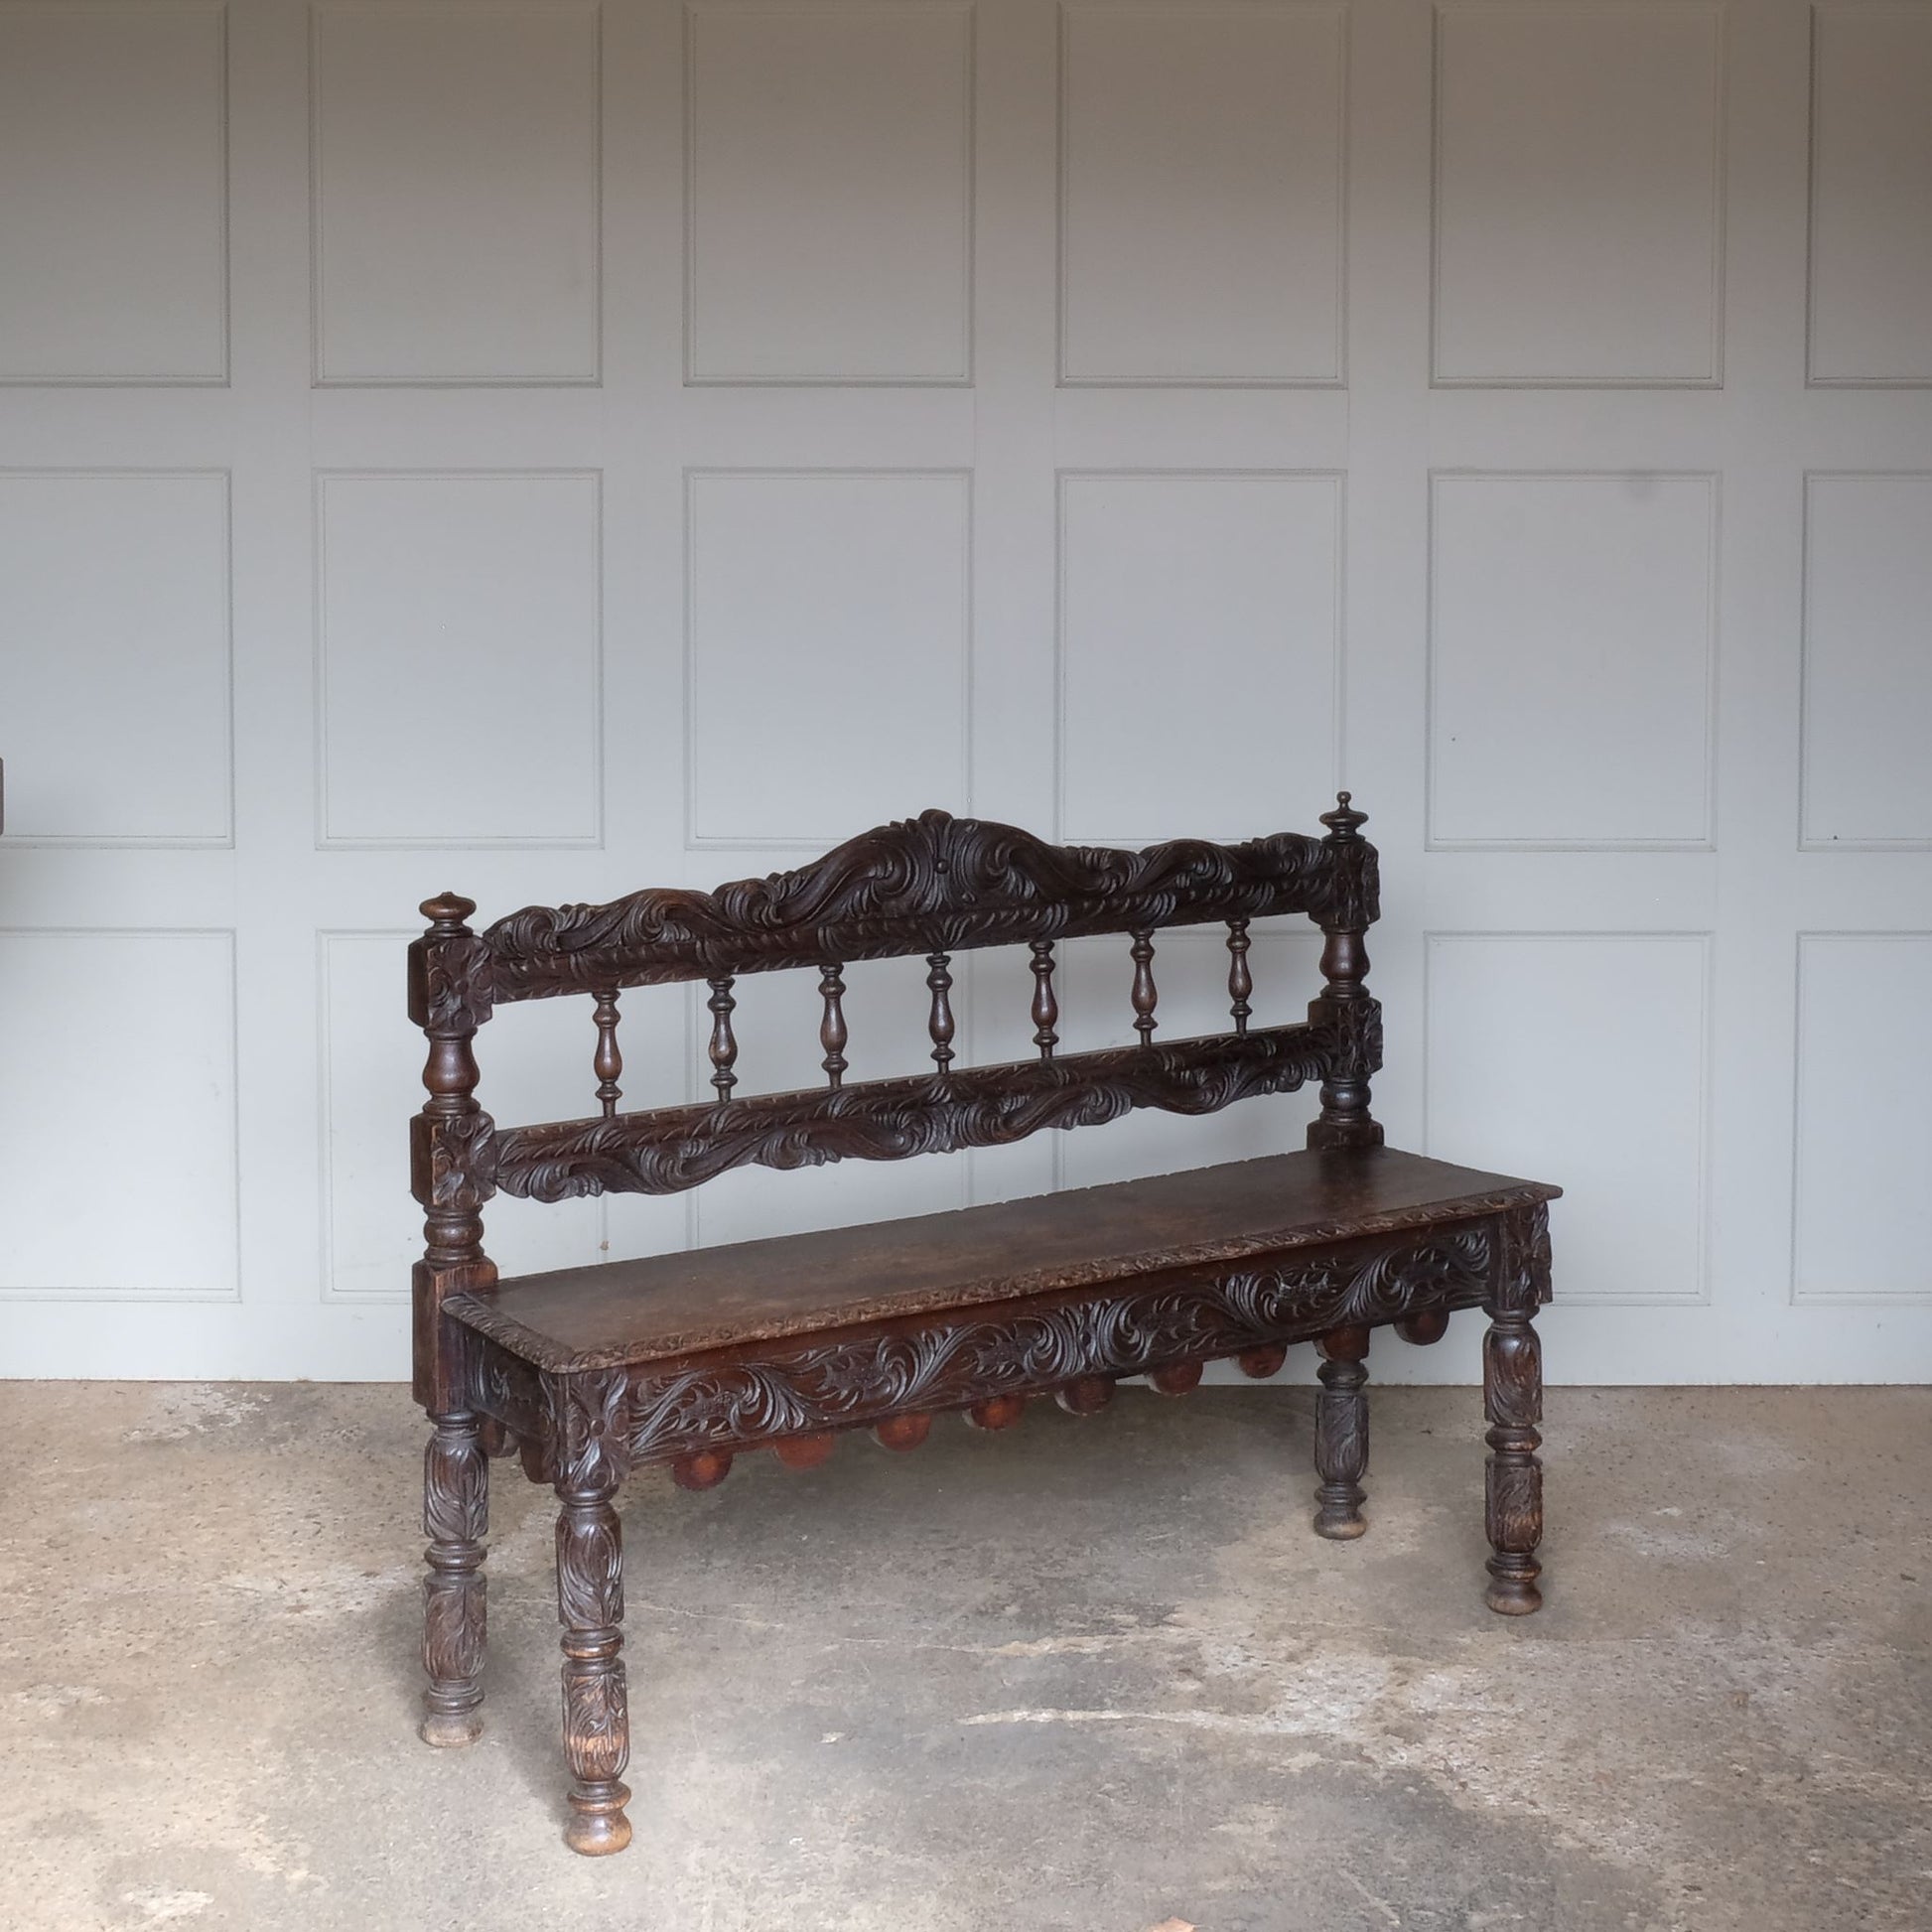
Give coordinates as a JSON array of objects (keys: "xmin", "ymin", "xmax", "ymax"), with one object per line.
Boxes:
[{"xmin": 406, "ymin": 798, "xmax": 1382, "ymax": 1404}]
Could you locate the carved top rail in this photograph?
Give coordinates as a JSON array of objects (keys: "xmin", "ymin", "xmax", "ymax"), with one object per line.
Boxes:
[{"xmin": 474, "ymin": 809, "xmax": 1374, "ymax": 1003}]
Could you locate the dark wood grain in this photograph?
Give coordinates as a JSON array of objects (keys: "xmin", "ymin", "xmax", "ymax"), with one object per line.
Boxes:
[{"xmin": 408, "ymin": 797, "xmax": 1561, "ymax": 1860}]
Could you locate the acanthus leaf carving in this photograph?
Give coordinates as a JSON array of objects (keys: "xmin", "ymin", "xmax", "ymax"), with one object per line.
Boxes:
[
  {"xmin": 495, "ymin": 1026, "xmax": 1329, "ymax": 1202},
  {"xmin": 575, "ymin": 1226, "xmax": 1497, "ymax": 1465},
  {"xmin": 482, "ymin": 810, "xmax": 1342, "ymax": 998}
]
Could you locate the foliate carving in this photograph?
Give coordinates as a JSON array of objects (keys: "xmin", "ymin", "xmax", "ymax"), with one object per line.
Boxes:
[
  {"xmin": 411, "ymin": 1108, "xmax": 499, "ymax": 1212},
  {"xmin": 425, "ymin": 1569, "xmax": 486, "ymax": 1683},
  {"xmin": 409, "ymin": 930, "xmax": 495, "ymax": 1032},
  {"xmin": 421, "ymin": 1413, "xmax": 488, "ymax": 1737},
  {"xmin": 1485, "ymin": 1454, "xmax": 1542, "ymax": 1552},
  {"xmin": 496, "ymin": 1027, "xmax": 1329, "ymax": 1202},
  {"xmin": 556, "ymin": 1498, "xmax": 623, "ymax": 1633},
  {"xmin": 559, "ymin": 1227, "xmax": 1495, "ymax": 1466},
  {"xmin": 1313, "ymin": 1329, "xmax": 1370, "ymax": 1537},
  {"xmin": 1490, "ymin": 1200, "xmax": 1553, "ymax": 1315},
  {"xmin": 563, "ymin": 1656, "xmax": 629, "ymax": 1783},
  {"xmin": 482, "ymin": 810, "xmax": 1343, "ymax": 998},
  {"xmin": 424, "ymin": 1416, "xmax": 488, "ymax": 1545},
  {"xmin": 1313, "ymin": 996, "xmax": 1384, "ymax": 1083},
  {"xmin": 1482, "ymin": 1293, "xmax": 1545, "ymax": 1612},
  {"xmin": 549, "ymin": 1374, "xmax": 630, "ymax": 1492},
  {"xmin": 1322, "ymin": 838, "xmax": 1380, "ymax": 935},
  {"xmin": 1483, "ymin": 1321, "xmax": 1543, "ymax": 1431}
]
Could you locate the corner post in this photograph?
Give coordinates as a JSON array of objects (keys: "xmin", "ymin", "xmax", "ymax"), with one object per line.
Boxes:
[
  {"xmin": 408, "ymin": 894, "xmax": 498, "ymax": 1743},
  {"xmin": 1482, "ymin": 1205, "xmax": 1550, "ymax": 1614},
  {"xmin": 1307, "ymin": 793, "xmax": 1384, "ymax": 1152}
]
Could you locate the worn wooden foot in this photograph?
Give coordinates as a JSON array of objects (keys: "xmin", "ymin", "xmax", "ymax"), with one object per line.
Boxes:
[
  {"xmin": 1312, "ymin": 1325, "xmax": 1370, "ymax": 1540},
  {"xmin": 420, "ymin": 1410, "xmax": 488, "ymax": 1746},
  {"xmin": 556, "ymin": 1470, "xmax": 632, "ymax": 1854},
  {"xmin": 1483, "ymin": 1304, "xmax": 1544, "ymax": 1614}
]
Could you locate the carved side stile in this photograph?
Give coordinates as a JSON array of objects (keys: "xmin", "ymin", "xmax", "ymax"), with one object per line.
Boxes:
[{"xmin": 1307, "ymin": 794, "xmax": 1385, "ymax": 1152}]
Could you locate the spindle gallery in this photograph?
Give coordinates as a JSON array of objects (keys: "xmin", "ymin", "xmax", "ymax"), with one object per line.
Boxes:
[{"xmin": 407, "ymin": 798, "xmax": 1560, "ymax": 1856}]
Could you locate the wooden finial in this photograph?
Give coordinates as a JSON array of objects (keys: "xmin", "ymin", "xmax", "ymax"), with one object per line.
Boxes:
[
  {"xmin": 420, "ymin": 892, "xmax": 477, "ymax": 930},
  {"xmin": 1319, "ymin": 791, "xmax": 1367, "ymax": 841}
]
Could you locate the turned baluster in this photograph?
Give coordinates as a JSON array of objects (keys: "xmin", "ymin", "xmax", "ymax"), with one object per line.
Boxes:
[
  {"xmin": 1129, "ymin": 929, "xmax": 1158, "ymax": 1046},
  {"xmin": 925, "ymin": 951, "xmax": 955, "ymax": 1072},
  {"xmin": 706, "ymin": 974, "xmax": 739, "ymax": 1102},
  {"xmin": 818, "ymin": 962, "xmax": 848, "ymax": 1090},
  {"xmin": 1226, "ymin": 918, "xmax": 1253, "ymax": 1035},
  {"xmin": 1029, "ymin": 939, "xmax": 1058, "ymax": 1060},
  {"xmin": 591, "ymin": 986, "xmax": 622, "ymax": 1118}
]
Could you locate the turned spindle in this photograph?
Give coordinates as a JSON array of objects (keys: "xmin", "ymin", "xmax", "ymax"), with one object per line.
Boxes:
[
  {"xmin": 1226, "ymin": 918, "xmax": 1253, "ymax": 1035},
  {"xmin": 1129, "ymin": 929, "xmax": 1158, "ymax": 1046},
  {"xmin": 925, "ymin": 952, "xmax": 955, "ymax": 1072},
  {"xmin": 591, "ymin": 986, "xmax": 622, "ymax": 1118},
  {"xmin": 818, "ymin": 963, "xmax": 848, "ymax": 1090},
  {"xmin": 706, "ymin": 975, "xmax": 739, "ymax": 1101},
  {"xmin": 1029, "ymin": 939, "xmax": 1058, "ymax": 1060}
]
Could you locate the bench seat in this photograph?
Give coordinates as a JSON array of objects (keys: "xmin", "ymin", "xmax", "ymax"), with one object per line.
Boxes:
[
  {"xmin": 407, "ymin": 800, "xmax": 1562, "ymax": 1856},
  {"xmin": 447, "ymin": 1147, "xmax": 1554, "ymax": 1375}
]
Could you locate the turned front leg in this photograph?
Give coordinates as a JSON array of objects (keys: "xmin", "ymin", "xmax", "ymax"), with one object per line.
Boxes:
[
  {"xmin": 420, "ymin": 1410, "xmax": 488, "ymax": 1746},
  {"xmin": 555, "ymin": 1470, "xmax": 632, "ymax": 1855},
  {"xmin": 1483, "ymin": 1306, "xmax": 1544, "ymax": 1614},
  {"xmin": 1312, "ymin": 1324, "xmax": 1370, "ymax": 1539}
]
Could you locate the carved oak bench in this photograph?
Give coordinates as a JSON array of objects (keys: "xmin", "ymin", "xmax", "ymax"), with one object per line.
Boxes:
[{"xmin": 408, "ymin": 796, "xmax": 1559, "ymax": 1856}]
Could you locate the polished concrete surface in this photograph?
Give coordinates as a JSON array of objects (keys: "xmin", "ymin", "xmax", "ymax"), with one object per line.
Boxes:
[{"xmin": 2, "ymin": 1382, "xmax": 1926, "ymax": 1931}]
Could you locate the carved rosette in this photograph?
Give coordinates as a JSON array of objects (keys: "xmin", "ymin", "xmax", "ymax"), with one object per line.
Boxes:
[
  {"xmin": 549, "ymin": 1373, "xmax": 631, "ymax": 1492},
  {"xmin": 411, "ymin": 1107, "xmax": 499, "ymax": 1213},
  {"xmin": 411, "ymin": 928, "xmax": 496, "ymax": 1034}
]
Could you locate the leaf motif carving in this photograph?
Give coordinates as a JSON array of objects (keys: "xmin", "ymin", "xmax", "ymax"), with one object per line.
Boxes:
[
  {"xmin": 600, "ymin": 1227, "xmax": 1495, "ymax": 1464},
  {"xmin": 496, "ymin": 1028, "xmax": 1330, "ymax": 1202},
  {"xmin": 483, "ymin": 810, "xmax": 1346, "ymax": 998}
]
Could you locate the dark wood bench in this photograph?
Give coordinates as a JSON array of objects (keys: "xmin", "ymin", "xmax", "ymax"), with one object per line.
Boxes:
[{"xmin": 408, "ymin": 796, "xmax": 1559, "ymax": 1856}]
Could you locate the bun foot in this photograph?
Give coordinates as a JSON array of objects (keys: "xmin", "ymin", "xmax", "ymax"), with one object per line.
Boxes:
[
  {"xmin": 419, "ymin": 1708, "xmax": 483, "ymax": 1747},
  {"xmin": 1311, "ymin": 1504, "xmax": 1367, "ymax": 1541},
  {"xmin": 1484, "ymin": 1560, "xmax": 1543, "ymax": 1615},
  {"xmin": 564, "ymin": 1782, "xmax": 633, "ymax": 1856}
]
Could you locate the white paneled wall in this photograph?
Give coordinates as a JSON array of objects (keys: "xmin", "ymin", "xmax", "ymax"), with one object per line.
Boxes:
[{"xmin": 0, "ymin": 0, "xmax": 1929, "ymax": 1383}]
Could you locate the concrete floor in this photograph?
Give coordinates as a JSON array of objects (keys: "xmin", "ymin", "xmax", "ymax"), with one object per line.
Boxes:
[{"xmin": 1, "ymin": 1383, "xmax": 1927, "ymax": 1932}]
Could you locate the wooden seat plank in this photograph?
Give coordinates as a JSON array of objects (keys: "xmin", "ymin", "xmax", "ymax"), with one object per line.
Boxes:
[{"xmin": 449, "ymin": 1147, "xmax": 1554, "ymax": 1373}]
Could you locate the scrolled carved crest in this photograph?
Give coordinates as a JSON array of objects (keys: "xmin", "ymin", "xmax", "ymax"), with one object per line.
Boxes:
[{"xmin": 483, "ymin": 810, "xmax": 1344, "ymax": 997}]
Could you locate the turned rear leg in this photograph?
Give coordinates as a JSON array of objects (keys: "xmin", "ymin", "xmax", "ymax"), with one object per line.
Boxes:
[
  {"xmin": 556, "ymin": 1470, "xmax": 632, "ymax": 1855},
  {"xmin": 1312, "ymin": 1324, "xmax": 1370, "ymax": 1539},
  {"xmin": 420, "ymin": 1410, "xmax": 488, "ymax": 1745},
  {"xmin": 1483, "ymin": 1304, "xmax": 1544, "ymax": 1614}
]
